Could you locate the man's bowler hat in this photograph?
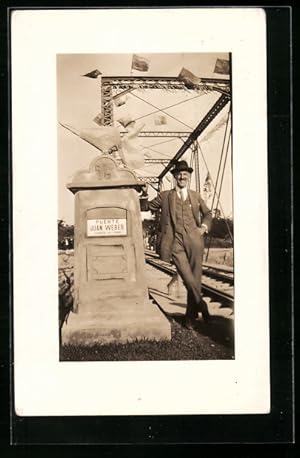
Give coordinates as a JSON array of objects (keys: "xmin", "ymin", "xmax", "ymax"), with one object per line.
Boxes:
[{"xmin": 171, "ymin": 160, "xmax": 193, "ymax": 176}]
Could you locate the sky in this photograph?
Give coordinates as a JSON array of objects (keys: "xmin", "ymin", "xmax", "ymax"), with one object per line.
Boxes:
[{"xmin": 57, "ymin": 53, "xmax": 232, "ymax": 224}]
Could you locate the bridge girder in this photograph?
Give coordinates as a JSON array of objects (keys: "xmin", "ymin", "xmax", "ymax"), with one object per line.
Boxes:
[{"xmin": 101, "ymin": 76, "xmax": 230, "ymax": 126}]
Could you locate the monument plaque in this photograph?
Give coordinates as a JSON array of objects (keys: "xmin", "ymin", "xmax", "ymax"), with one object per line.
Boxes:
[
  {"xmin": 87, "ymin": 218, "xmax": 127, "ymax": 237},
  {"xmin": 62, "ymin": 154, "xmax": 171, "ymax": 345}
]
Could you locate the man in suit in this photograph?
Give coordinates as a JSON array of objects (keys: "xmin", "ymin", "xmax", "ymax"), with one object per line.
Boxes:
[{"xmin": 141, "ymin": 160, "xmax": 213, "ymax": 329}]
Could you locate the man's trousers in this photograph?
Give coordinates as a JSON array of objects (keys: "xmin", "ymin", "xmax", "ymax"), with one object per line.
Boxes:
[{"xmin": 171, "ymin": 229, "xmax": 205, "ymax": 319}]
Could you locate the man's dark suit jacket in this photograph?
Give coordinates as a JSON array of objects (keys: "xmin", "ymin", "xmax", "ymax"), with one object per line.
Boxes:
[{"xmin": 141, "ymin": 188, "xmax": 212, "ymax": 262}]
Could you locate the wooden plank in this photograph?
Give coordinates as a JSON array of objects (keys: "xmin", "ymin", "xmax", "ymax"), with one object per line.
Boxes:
[{"xmin": 149, "ymin": 289, "xmax": 186, "ymax": 316}]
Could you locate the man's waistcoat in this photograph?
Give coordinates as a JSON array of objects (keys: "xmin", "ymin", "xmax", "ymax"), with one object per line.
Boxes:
[
  {"xmin": 145, "ymin": 189, "xmax": 212, "ymax": 262},
  {"xmin": 174, "ymin": 193, "xmax": 198, "ymax": 235}
]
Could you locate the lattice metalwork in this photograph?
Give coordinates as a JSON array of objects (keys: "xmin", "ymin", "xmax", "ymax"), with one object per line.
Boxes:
[
  {"xmin": 137, "ymin": 176, "xmax": 159, "ymax": 184},
  {"xmin": 98, "ymin": 76, "xmax": 231, "ymax": 197},
  {"xmin": 100, "ymin": 76, "xmax": 230, "ymax": 126},
  {"xmin": 102, "ymin": 76, "xmax": 230, "ymax": 91},
  {"xmin": 192, "ymin": 142, "xmax": 201, "ymax": 193},
  {"xmin": 159, "ymin": 93, "xmax": 230, "ymax": 179},
  {"xmin": 120, "ymin": 131, "xmax": 190, "ymax": 138},
  {"xmin": 101, "ymin": 82, "xmax": 113, "ymax": 126},
  {"xmin": 144, "ymin": 159, "xmax": 171, "ymax": 164}
]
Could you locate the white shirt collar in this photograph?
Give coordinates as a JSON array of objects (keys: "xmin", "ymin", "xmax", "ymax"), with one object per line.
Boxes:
[{"xmin": 175, "ymin": 186, "xmax": 188, "ymax": 201}]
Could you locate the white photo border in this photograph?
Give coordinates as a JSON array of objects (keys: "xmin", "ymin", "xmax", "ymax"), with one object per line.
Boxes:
[{"xmin": 12, "ymin": 7, "xmax": 270, "ymax": 416}]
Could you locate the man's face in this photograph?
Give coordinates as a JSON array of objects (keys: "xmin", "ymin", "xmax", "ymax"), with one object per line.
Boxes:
[{"xmin": 175, "ymin": 171, "xmax": 190, "ymax": 188}]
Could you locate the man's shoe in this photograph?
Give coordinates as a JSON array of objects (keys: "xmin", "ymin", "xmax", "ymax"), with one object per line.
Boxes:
[
  {"xmin": 202, "ymin": 309, "xmax": 212, "ymax": 324},
  {"xmin": 184, "ymin": 317, "xmax": 194, "ymax": 330},
  {"xmin": 196, "ymin": 298, "xmax": 213, "ymax": 324},
  {"xmin": 199, "ymin": 299, "xmax": 211, "ymax": 322},
  {"xmin": 191, "ymin": 309, "xmax": 198, "ymax": 319}
]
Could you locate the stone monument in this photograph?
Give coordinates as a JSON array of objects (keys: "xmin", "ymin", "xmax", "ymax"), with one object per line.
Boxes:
[{"xmin": 61, "ymin": 154, "xmax": 171, "ymax": 345}]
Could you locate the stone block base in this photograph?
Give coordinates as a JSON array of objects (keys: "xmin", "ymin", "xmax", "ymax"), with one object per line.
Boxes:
[{"xmin": 62, "ymin": 298, "xmax": 171, "ymax": 346}]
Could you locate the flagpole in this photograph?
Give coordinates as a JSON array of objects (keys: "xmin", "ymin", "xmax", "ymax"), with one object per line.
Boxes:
[
  {"xmin": 130, "ymin": 54, "xmax": 133, "ymax": 76},
  {"xmin": 193, "ymin": 141, "xmax": 200, "ymax": 193}
]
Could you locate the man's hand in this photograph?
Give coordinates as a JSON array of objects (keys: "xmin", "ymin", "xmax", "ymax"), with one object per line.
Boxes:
[
  {"xmin": 198, "ymin": 227, "xmax": 206, "ymax": 236},
  {"xmin": 198, "ymin": 224, "xmax": 208, "ymax": 236}
]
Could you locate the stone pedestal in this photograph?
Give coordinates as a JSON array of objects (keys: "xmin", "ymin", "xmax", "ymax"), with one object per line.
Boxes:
[{"xmin": 62, "ymin": 155, "xmax": 171, "ymax": 345}]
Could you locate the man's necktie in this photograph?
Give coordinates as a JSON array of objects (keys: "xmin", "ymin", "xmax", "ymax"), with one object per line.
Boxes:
[{"xmin": 180, "ymin": 188, "xmax": 186, "ymax": 201}]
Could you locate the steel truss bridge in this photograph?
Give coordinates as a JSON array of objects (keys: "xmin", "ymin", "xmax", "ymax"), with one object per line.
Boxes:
[{"xmin": 100, "ymin": 75, "xmax": 231, "ymax": 191}]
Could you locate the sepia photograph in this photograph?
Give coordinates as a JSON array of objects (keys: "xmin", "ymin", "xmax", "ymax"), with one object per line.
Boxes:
[
  {"xmin": 12, "ymin": 8, "xmax": 271, "ymax": 417},
  {"xmin": 57, "ymin": 52, "xmax": 234, "ymax": 362}
]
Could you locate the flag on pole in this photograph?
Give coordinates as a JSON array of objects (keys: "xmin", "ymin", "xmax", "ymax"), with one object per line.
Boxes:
[
  {"xmin": 203, "ymin": 172, "xmax": 212, "ymax": 193},
  {"xmin": 203, "ymin": 172, "xmax": 213, "ymax": 205},
  {"xmin": 131, "ymin": 54, "xmax": 149, "ymax": 72},
  {"xmin": 154, "ymin": 115, "xmax": 167, "ymax": 126},
  {"xmin": 113, "ymin": 95, "xmax": 127, "ymax": 107},
  {"xmin": 178, "ymin": 67, "xmax": 200, "ymax": 88},
  {"xmin": 93, "ymin": 113, "xmax": 103, "ymax": 126},
  {"xmin": 214, "ymin": 58, "xmax": 230, "ymax": 75},
  {"xmin": 117, "ymin": 115, "xmax": 135, "ymax": 128},
  {"xmin": 113, "ymin": 87, "xmax": 135, "ymax": 98},
  {"xmin": 82, "ymin": 69, "xmax": 102, "ymax": 78},
  {"xmin": 200, "ymin": 114, "xmax": 227, "ymax": 143},
  {"xmin": 113, "ymin": 88, "xmax": 132, "ymax": 107}
]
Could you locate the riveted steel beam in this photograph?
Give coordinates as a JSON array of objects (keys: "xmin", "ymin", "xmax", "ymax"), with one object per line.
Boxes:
[
  {"xmin": 120, "ymin": 131, "xmax": 190, "ymax": 138},
  {"xmin": 158, "ymin": 93, "xmax": 230, "ymax": 180}
]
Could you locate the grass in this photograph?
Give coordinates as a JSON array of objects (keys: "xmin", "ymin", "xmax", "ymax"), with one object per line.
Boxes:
[
  {"xmin": 204, "ymin": 248, "xmax": 233, "ymax": 267},
  {"xmin": 60, "ymin": 314, "xmax": 234, "ymax": 361}
]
